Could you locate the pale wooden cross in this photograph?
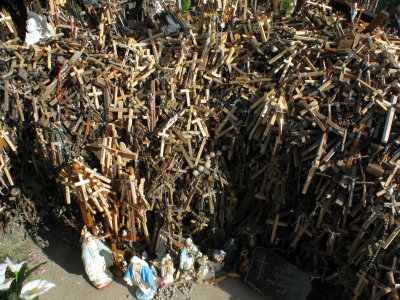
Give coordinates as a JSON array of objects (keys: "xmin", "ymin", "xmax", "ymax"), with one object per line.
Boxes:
[
  {"xmin": 71, "ymin": 66, "xmax": 85, "ymax": 85},
  {"xmin": 88, "ymin": 86, "xmax": 102, "ymax": 110},
  {"xmin": 382, "ymin": 95, "xmax": 397, "ymax": 144},
  {"xmin": 14, "ymin": 94, "xmax": 24, "ymax": 121},
  {"xmin": 0, "ymin": 154, "xmax": 14, "ymax": 186},
  {"xmin": 125, "ymin": 108, "xmax": 137, "ymax": 133},
  {"xmin": 0, "ymin": 130, "xmax": 16, "ymax": 152},
  {"xmin": 74, "ymin": 174, "xmax": 91, "ymax": 207},
  {"xmin": 109, "ymin": 100, "xmax": 128, "ymax": 120},
  {"xmin": 215, "ymin": 107, "xmax": 239, "ymax": 136}
]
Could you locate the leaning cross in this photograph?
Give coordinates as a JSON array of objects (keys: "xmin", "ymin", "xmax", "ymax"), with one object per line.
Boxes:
[{"xmin": 381, "ymin": 95, "xmax": 397, "ymax": 144}]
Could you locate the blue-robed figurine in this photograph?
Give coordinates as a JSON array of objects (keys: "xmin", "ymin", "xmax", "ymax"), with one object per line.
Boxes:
[{"xmin": 124, "ymin": 256, "xmax": 157, "ymax": 300}]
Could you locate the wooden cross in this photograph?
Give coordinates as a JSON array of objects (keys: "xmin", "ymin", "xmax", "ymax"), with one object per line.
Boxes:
[
  {"xmin": 266, "ymin": 214, "xmax": 288, "ymax": 244},
  {"xmin": 149, "ymin": 80, "xmax": 156, "ymax": 131},
  {"xmin": 0, "ymin": 130, "xmax": 16, "ymax": 152},
  {"xmin": 14, "ymin": 94, "xmax": 24, "ymax": 122},
  {"xmin": 158, "ymin": 129, "xmax": 169, "ymax": 158},
  {"xmin": 226, "ymin": 193, "xmax": 238, "ymax": 222},
  {"xmin": 109, "ymin": 100, "xmax": 128, "ymax": 120},
  {"xmin": 215, "ymin": 107, "xmax": 238, "ymax": 135},
  {"xmin": 88, "ymin": 86, "xmax": 102, "ymax": 110},
  {"xmin": 0, "ymin": 154, "xmax": 14, "ymax": 186},
  {"xmin": 71, "ymin": 66, "xmax": 85, "ymax": 85},
  {"xmin": 381, "ymin": 95, "xmax": 397, "ymax": 144},
  {"xmin": 191, "ymin": 118, "xmax": 209, "ymax": 137},
  {"xmin": 74, "ymin": 174, "xmax": 91, "ymax": 211},
  {"xmin": 316, "ymin": 198, "xmax": 332, "ymax": 228},
  {"xmin": 82, "ymin": 119, "xmax": 97, "ymax": 137},
  {"xmin": 125, "ymin": 108, "xmax": 137, "ymax": 133}
]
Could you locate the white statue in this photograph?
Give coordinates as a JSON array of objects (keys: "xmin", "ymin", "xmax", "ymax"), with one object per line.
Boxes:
[
  {"xmin": 161, "ymin": 254, "xmax": 175, "ymax": 284},
  {"xmin": 81, "ymin": 231, "xmax": 114, "ymax": 289},
  {"xmin": 124, "ymin": 256, "xmax": 157, "ymax": 300},
  {"xmin": 155, "ymin": 224, "xmax": 169, "ymax": 259},
  {"xmin": 178, "ymin": 238, "xmax": 202, "ymax": 280},
  {"xmin": 210, "ymin": 249, "xmax": 226, "ymax": 272},
  {"xmin": 196, "ymin": 255, "xmax": 215, "ymax": 283},
  {"xmin": 25, "ymin": 11, "xmax": 55, "ymax": 46}
]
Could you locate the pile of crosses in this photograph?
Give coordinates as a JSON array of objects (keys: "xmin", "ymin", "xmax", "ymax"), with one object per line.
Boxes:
[{"xmin": 1, "ymin": 0, "xmax": 400, "ymax": 297}]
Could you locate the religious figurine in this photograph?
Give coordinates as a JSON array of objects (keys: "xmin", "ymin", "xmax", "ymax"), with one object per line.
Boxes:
[
  {"xmin": 178, "ymin": 238, "xmax": 202, "ymax": 280},
  {"xmin": 161, "ymin": 254, "xmax": 175, "ymax": 284},
  {"xmin": 210, "ymin": 250, "xmax": 226, "ymax": 272},
  {"xmin": 124, "ymin": 256, "xmax": 157, "ymax": 300},
  {"xmin": 196, "ymin": 255, "xmax": 215, "ymax": 283},
  {"xmin": 81, "ymin": 231, "xmax": 114, "ymax": 289},
  {"xmin": 155, "ymin": 224, "xmax": 170, "ymax": 259}
]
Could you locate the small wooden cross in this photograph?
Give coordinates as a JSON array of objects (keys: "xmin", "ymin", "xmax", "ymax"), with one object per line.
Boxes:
[
  {"xmin": 13, "ymin": 94, "xmax": 24, "ymax": 121},
  {"xmin": 109, "ymin": 100, "xmax": 128, "ymax": 120},
  {"xmin": 317, "ymin": 198, "xmax": 332, "ymax": 229},
  {"xmin": 226, "ymin": 193, "xmax": 238, "ymax": 222},
  {"xmin": 82, "ymin": 119, "xmax": 97, "ymax": 137},
  {"xmin": 88, "ymin": 86, "xmax": 102, "ymax": 110},
  {"xmin": 71, "ymin": 66, "xmax": 85, "ymax": 85},
  {"xmin": 0, "ymin": 130, "xmax": 16, "ymax": 152},
  {"xmin": 215, "ymin": 107, "xmax": 238, "ymax": 135},
  {"xmin": 266, "ymin": 214, "xmax": 288, "ymax": 244},
  {"xmin": 0, "ymin": 154, "xmax": 14, "ymax": 186},
  {"xmin": 382, "ymin": 95, "xmax": 397, "ymax": 144}
]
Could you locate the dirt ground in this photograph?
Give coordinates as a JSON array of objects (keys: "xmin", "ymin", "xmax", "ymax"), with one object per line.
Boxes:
[{"xmin": 0, "ymin": 225, "xmax": 267, "ymax": 300}]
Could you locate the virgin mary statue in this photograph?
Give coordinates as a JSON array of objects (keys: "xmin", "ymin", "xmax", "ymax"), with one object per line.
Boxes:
[
  {"xmin": 81, "ymin": 231, "xmax": 114, "ymax": 289},
  {"xmin": 124, "ymin": 256, "xmax": 157, "ymax": 300}
]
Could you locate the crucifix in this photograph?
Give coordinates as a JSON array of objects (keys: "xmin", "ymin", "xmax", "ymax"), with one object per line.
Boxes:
[{"xmin": 381, "ymin": 95, "xmax": 397, "ymax": 144}]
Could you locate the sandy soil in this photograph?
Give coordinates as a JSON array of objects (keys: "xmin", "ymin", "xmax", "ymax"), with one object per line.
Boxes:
[{"xmin": 1, "ymin": 226, "xmax": 268, "ymax": 300}]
